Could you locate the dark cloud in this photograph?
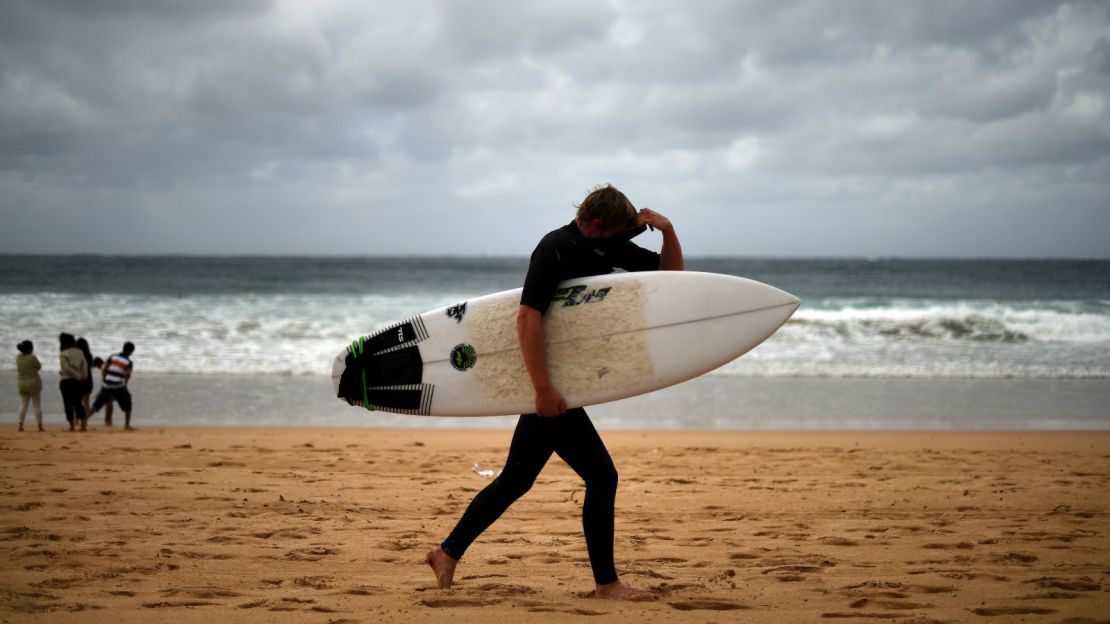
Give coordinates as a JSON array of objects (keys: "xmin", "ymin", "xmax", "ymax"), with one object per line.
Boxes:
[
  {"xmin": 0, "ymin": 1, "xmax": 1107, "ymax": 257},
  {"xmin": 1090, "ymin": 36, "xmax": 1110, "ymax": 73},
  {"xmin": 430, "ymin": 0, "xmax": 615, "ymax": 61}
]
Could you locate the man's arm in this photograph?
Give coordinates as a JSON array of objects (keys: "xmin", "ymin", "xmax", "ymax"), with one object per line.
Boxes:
[
  {"xmin": 637, "ymin": 208, "xmax": 684, "ymax": 271},
  {"xmin": 517, "ymin": 304, "xmax": 567, "ymax": 417}
]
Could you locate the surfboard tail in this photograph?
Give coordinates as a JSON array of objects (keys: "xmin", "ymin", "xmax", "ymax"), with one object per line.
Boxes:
[{"xmin": 333, "ymin": 329, "xmax": 435, "ymax": 415}]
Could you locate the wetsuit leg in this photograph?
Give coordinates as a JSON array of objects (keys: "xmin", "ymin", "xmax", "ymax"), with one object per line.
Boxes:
[
  {"xmin": 551, "ymin": 408, "xmax": 619, "ymax": 585},
  {"xmin": 440, "ymin": 414, "xmax": 554, "ymax": 560}
]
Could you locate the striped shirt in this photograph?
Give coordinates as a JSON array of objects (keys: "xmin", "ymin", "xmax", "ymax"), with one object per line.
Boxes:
[{"xmin": 103, "ymin": 354, "xmax": 133, "ymax": 389}]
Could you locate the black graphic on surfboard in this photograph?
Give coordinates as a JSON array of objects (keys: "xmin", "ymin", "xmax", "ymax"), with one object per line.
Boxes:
[{"xmin": 336, "ymin": 316, "xmax": 434, "ymax": 415}]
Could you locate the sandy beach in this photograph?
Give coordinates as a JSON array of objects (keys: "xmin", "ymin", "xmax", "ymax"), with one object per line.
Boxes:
[{"xmin": 0, "ymin": 427, "xmax": 1107, "ymax": 623}]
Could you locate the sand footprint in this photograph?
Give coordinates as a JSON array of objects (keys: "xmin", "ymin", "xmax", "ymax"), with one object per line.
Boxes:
[
  {"xmin": 419, "ymin": 597, "xmax": 502, "ymax": 608},
  {"xmin": 282, "ymin": 546, "xmax": 339, "ymax": 561},
  {"xmin": 849, "ymin": 597, "xmax": 933, "ymax": 610},
  {"xmin": 819, "ymin": 612, "xmax": 912, "ymax": 619},
  {"xmin": 818, "ymin": 536, "xmax": 859, "ymax": 546},
  {"xmin": 337, "ymin": 584, "xmax": 382, "ymax": 596},
  {"xmin": 159, "ymin": 586, "xmax": 243, "ymax": 599},
  {"xmin": 969, "ymin": 605, "xmax": 1057, "ymax": 616},
  {"xmin": 668, "ymin": 599, "xmax": 749, "ymax": 611},
  {"xmin": 527, "ymin": 606, "xmax": 606, "ymax": 616}
]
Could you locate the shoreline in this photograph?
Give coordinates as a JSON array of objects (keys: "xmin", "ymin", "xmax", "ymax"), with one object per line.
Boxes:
[
  {"xmin": 5, "ymin": 425, "xmax": 1110, "ymax": 446},
  {"xmin": 1, "ymin": 428, "xmax": 1107, "ymax": 622},
  {"xmin": 4, "ymin": 372, "xmax": 1109, "ymax": 430}
]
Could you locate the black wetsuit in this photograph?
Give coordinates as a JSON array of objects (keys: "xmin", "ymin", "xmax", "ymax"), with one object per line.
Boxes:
[{"xmin": 440, "ymin": 221, "xmax": 659, "ymax": 585}]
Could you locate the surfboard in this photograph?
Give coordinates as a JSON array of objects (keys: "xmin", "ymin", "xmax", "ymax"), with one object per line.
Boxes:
[{"xmin": 332, "ymin": 271, "xmax": 799, "ymax": 416}]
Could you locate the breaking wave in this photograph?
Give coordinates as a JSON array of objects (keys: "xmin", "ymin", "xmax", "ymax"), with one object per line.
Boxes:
[{"xmin": 2, "ymin": 293, "xmax": 1108, "ymax": 379}]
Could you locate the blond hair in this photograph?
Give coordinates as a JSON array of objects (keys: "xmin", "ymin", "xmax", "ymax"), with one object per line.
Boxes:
[{"xmin": 575, "ymin": 185, "xmax": 637, "ymax": 231}]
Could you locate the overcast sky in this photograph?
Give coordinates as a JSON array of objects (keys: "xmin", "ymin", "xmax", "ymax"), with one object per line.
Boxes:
[{"xmin": 1, "ymin": 0, "xmax": 1108, "ymax": 257}]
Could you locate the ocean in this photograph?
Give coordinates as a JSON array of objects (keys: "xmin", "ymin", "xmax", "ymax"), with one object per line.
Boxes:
[{"xmin": 2, "ymin": 255, "xmax": 1108, "ymax": 430}]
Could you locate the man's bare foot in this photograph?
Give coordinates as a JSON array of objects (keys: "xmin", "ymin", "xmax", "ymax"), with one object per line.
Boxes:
[
  {"xmin": 594, "ymin": 580, "xmax": 657, "ymax": 601},
  {"xmin": 426, "ymin": 546, "xmax": 457, "ymax": 589}
]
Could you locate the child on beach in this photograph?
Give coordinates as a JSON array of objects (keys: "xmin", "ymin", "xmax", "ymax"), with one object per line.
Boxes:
[{"xmin": 16, "ymin": 341, "xmax": 44, "ymax": 432}]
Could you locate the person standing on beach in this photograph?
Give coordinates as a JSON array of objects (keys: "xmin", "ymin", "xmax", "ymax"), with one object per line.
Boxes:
[
  {"xmin": 76, "ymin": 338, "xmax": 95, "ymax": 422},
  {"xmin": 58, "ymin": 333, "xmax": 88, "ymax": 432},
  {"xmin": 91, "ymin": 342, "xmax": 135, "ymax": 431},
  {"xmin": 16, "ymin": 341, "xmax": 44, "ymax": 432},
  {"xmin": 426, "ymin": 185, "xmax": 684, "ymax": 601}
]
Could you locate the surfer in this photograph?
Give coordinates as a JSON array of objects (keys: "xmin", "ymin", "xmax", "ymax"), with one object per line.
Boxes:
[{"xmin": 427, "ymin": 185, "xmax": 684, "ymax": 601}]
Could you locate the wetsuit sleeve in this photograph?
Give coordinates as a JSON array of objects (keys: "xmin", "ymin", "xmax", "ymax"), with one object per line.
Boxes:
[
  {"xmin": 520, "ymin": 240, "xmax": 561, "ymax": 314},
  {"xmin": 610, "ymin": 241, "xmax": 660, "ymax": 273}
]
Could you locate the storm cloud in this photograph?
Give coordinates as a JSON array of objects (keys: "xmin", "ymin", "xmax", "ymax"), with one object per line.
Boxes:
[{"xmin": 1, "ymin": 0, "xmax": 1108, "ymax": 256}]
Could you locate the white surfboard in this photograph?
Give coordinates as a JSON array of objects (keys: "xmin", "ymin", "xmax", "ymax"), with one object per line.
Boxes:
[{"xmin": 332, "ymin": 271, "xmax": 799, "ymax": 416}]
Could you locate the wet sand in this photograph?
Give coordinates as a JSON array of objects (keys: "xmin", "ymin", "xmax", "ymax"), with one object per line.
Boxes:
[
  {"xmin": 0, "ymin": 427, "xmax": 1108, "ymax": 623},
  {"xmin": 5, "ymin": 371, "xmax": 1108, "ymax": 429}
]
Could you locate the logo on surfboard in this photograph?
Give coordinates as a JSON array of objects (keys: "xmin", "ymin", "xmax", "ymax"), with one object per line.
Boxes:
[
  {"xmin": 446, "ymin": 302, "xmax": 467, "ymax": 324},
  {"xmin": 552, "ymin": 285, "xmax": 612, "ymax": 307},
  {"xmin": 450, "ymin": 343, "xmax": 477, "ymax": 371}
]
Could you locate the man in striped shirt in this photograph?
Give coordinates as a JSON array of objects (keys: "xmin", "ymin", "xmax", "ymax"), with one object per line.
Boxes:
[{"xmin": 92, "ymin": 342, "xmax": 136, "ymax": 431}]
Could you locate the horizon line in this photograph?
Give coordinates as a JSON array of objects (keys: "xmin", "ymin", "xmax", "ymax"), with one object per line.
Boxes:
[{"xmin": 0, "ymin": 252, "xmax": 1108, "ymax": 262}]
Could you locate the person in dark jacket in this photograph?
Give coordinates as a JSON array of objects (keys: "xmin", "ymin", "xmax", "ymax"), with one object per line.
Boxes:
[{"xmin": 58, "ymin": 333, "xmax": 88, "ymax": 432}]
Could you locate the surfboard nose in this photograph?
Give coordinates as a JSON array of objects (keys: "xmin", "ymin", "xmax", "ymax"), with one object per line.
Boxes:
[
  {"xmin": 747, "ymin": 280, "xmax": 800, "ymax": 318},
  {"xmin": 774, "ymin": 289, "xmax": 801, "ymax": 326},
  {"xmin": 782, "ymin": 289, "xmax": 801, "ymax": 315},
  {"xmin": 756, "ymin": 278, "xmax": 800, "ymax": 316}
]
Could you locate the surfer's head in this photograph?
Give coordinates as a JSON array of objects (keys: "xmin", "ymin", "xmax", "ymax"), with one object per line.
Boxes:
[{"xmin": 575, "ymin": 185, "xmax": 637, "ymax": 238}]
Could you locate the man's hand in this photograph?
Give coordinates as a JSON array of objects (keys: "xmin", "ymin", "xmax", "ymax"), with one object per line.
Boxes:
[
  {"xmin": 518, "ymin": 304, "xmax": 567, "ymax": 417},
  {"xmin": 637, "ymin": 208, "xmax": 673, "ymax": 233},
  {"xmin": 534, "ymin": 383, "xmax": 567, "ymax": 417},
  {"xmin": 638, "ymin": 207, "xmax": 684, "ymax": 271}
]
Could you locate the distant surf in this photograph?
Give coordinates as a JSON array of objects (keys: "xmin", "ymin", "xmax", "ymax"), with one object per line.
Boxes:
[{"xmin": 1, "ymin": 255, "xmax": 1108, "ymax": 380}]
